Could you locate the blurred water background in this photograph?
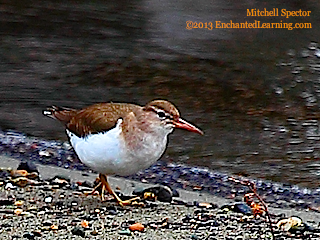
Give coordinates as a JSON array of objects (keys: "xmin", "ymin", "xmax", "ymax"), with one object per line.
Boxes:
[{"xmin": 1, "ymin": 0, "xmax": 320, "ymax": 189}]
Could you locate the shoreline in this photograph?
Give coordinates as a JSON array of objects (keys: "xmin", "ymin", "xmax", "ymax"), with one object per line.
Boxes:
[
  {"xmin": 1, "ymin": 129, "xmax": 320, "ymax": 210},
  {"xmin": 1, "ymin": 155, "xmax": 320, "ymax": 239},
  {"xmin": 1, "ymin": 155, "xmax": 320, "ymax": 221}
]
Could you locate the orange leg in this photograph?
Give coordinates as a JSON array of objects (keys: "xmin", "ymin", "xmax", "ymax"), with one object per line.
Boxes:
[
  {"xmin": 99, "ymin": 174, "xmax": 140, "ymax": 206},
  {"xmin": 84, "ymin": 181, "xmax": 102, "ymax": 197}
]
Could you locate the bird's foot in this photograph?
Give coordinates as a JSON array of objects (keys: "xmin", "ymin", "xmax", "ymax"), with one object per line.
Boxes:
[
  {"xmin": 117, "ymin": 196, "xmax": 143, "ymax": 207},
  {"xmin": 85, "ymin": 174, "xmax": 145, "ymax": 207},
  {"xmin": 83, "ymin": 181, "xmax": 103, "ymax": 197}
]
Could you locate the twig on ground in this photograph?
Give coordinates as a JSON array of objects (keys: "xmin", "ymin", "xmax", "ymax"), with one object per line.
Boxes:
[{"xmin": 229, "ymin": 177, "xmax": 275, "ymax": 240}]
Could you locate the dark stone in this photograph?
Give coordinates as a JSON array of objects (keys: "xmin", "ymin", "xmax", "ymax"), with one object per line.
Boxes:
[
  {"xmin": 23, "ymin": 232, "xmax": 35, "ymax": 239},
  {"xmin": 108, "ymin": 209, "xmax": 118, "ymax": 215},
  {"xmin": 71, "ymin": 227, "xmax": 86, "ymax": 237},
  {"xmin": 132, "ymin": 185, "xmax": 174, "ymax": 202},
  {"xmin": 222, "ymin": 202, "xmax": 253, "ymax": 215},
  {"xmin": 17, "ymin": 160, "xmax": 39, "ymax": 173},
  {"xmin": 70, "ymin": 183, "xmax": 79, "ymax": 190}
]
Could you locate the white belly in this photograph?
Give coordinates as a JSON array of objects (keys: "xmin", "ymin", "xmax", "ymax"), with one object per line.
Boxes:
[{"xmin": 67, "ymin": 119, "xmax": 168, "ymax": 176}]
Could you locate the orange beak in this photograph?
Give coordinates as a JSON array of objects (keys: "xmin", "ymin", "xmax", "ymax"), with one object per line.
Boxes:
[{"xmin": 173, "ymin": 118, "xmax": 204, "ymax": 135}]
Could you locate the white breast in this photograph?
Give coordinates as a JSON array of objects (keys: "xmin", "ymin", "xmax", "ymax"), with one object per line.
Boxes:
[{"xmin": 67, "ymin": 119, "xmax": 169, "ymax": 176}]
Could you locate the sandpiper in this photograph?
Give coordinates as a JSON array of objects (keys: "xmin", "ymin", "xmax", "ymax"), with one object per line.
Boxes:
[{"xmin": 43, "ymin": 100, "xmax": 203, "ymax": 206}]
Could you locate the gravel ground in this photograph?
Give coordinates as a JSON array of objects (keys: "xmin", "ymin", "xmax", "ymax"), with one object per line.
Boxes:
[{"xmin": 1, "ymin": 156, "xmax": 320, "ymax": 240}]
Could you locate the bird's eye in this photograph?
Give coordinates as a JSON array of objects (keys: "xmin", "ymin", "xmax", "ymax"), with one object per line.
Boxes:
[{"xmin": 157, "ymin": 111, "xmax": 166, "ymax": 119}]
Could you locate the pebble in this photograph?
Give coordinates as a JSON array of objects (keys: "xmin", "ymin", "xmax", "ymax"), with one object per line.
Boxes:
[
  {"xmin": 11, "ymin": 177, "xmax": 38, "ymax": 187},
  {"xmin": 81, "ymin": 220, "xmax": 89, "ymax": 228},
  {"xmin": 129, "ymin": 222, "xmax": 145, "ymax": 232},
  {"xmin": 14, "ymin": 208, "xmax": 23, "ymax": 215},
  {"xmin": 233, "ymin": 202, "xmax": 253, "ymax": 215},
  {"xmin": 17, "ymin": 160, "xmax": 39, "ymax": 174},
  {"xmin": 5, "ymin": 182, "xmax": 16, "ymax": 190},
  {"xmin": 44, "ymin": 196, "xmax": 53, "ymax": 203},
  {"xmin": 132, "ymin": 185, "xmax": 174, "ymax": 202},
  {"xmin": 71, "ymin": 227, "xmax": 86, "ymax": 237},
  {"xmin": 119, "ymin": 229, "xmax": 132, "ymax": 235},
  {"xmin": 14, "ymin": 200, "xmax": 24, "ymax": 207},
  {"xmin": 23, "ymin": 232, "xmax": 35, "ymax": 239},
  {"xmin": 197, "ymin": 202, "xmax": 216, "ymax": 209}
]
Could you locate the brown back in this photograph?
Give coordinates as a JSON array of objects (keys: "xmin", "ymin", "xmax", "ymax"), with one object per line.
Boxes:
[{"xmin": 64, "ymin": 103, "xmax": 141, "ymax": 137}]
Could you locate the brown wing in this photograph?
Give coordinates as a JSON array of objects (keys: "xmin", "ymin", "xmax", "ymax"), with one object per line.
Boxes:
[{"xmin": 66, "ymin": 103, "xmax": 141, "ymax": 137}]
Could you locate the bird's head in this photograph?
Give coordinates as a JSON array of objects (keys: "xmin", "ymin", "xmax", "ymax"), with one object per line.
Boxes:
[{"xmin": 143, "ymin": 100, "xmax": 204, "ymax": 135}]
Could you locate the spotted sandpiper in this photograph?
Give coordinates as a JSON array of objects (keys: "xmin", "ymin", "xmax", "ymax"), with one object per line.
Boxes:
[{"xmin": 43, "ymin": 100, "xmax": 203, "ymax": 206}]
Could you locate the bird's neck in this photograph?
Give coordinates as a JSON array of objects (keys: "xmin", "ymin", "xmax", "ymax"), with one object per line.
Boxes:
[{"xmin": 120, "ymin": 110, "xmax": 172, "ymax": 152}]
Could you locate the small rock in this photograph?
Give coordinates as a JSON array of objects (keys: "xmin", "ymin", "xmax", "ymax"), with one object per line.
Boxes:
[
  {"xmin": 5, "ymin": 182, "xmax": 16, "ymax": 190},
  {"xmin": 11, "ymin": 170, "xmax": 29, "ymax": 177},
  {"xmin": 129, "ymin": 222, "xmax": 145, "ymax": 232},
  {"xmin": 71, "ymin": 227, "xmax": 86, "ymax": 237},
  {"xmin": 119, "ymin": 229, "xmax": 131, "ymax": 236},
  {"xmin": 11, "ymin": 177, "xmax": 38, "ymax": 187},
  {"xmin": 14, "ymin": 208, "xmax": 23, "ymax": 215},
  {"xmin": 17, "ymin": 160, "xmax": 39, "ymax": 174},
  {"xmin": 193, "ymin": 186, "xmax": 203, "ymax": 191},
  {"xmin": 23, "ymin": 232, "xmax": 35, "ymax": 239},
  {"xmin": 38, "ymin": 150, "xmax": 52, "ymax": 157},
  {"xmin": 14, "ymin": 200, "xmax": 24, "ymax": 207},
  {"xmin": 221, "ymin": 203, "xmax": 253, "ymax": 215},
  {"xmin": 50, "ymin": 176, "xmax": 70, "ymax": 187},
  {"xmin": 44, "ymin": 196, "xmax": 53, "ymax": 203},
  {"xmin": 197, "ymin": 202, "xmax": 215, "ymax": 209},
  {"xmin": 133, "ymin": 185, "xmax": 175, "ymax": 202},
  {"xmin": 277, "ymin": 216, "xmax": 304, "ymax": 232},
  {"xmin": 81, "ymin": 220, "xmax": 89, "ymax": 228},
  {"xmin": 59, "ymin": 194, "xmax": 65, "ymax": 199},
  {"xmin": 234, "ymin": 202, "xmax": 253, "ymax": 215},
  {"xmin": 108, "ymin": 209, "xmax": 118, "ymax": 215},
  {"xmin": 50, "ymin": 224, "xmax": 59, "ymax": 230}
]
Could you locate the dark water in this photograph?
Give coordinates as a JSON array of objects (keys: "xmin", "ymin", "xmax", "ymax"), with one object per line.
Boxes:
[{"xmin": 1, "ymin": 0, "xmax": 320, "ymax": 189}]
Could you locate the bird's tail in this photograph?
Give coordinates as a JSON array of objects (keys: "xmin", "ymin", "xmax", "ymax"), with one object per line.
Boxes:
[{"xmin": 43, "ymin": 106, "xmax": 77, "ymax": 124}]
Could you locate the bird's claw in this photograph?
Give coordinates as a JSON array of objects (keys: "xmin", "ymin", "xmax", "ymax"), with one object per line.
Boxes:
[{"xmin": 118, "ymin": 196, "xmax": 143, "ymax": 207}]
